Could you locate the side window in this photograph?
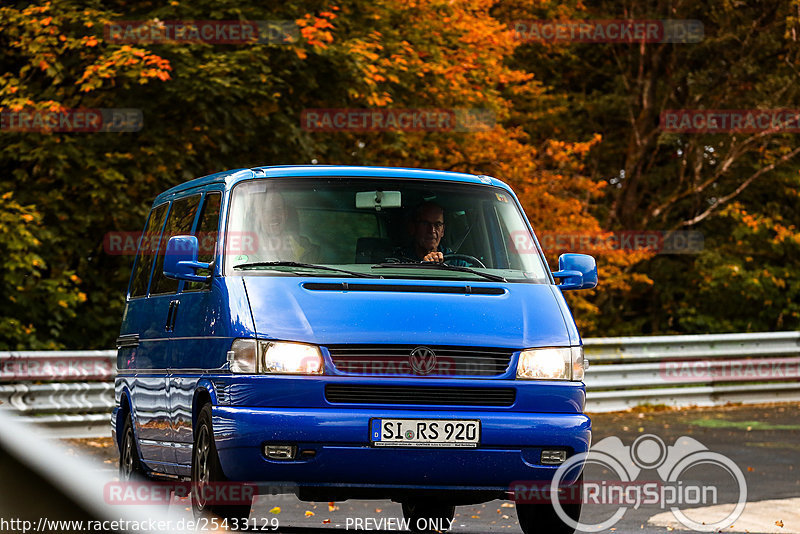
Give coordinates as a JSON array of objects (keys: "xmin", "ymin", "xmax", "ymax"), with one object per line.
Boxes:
[
  {"xmin": 186, "ymin": 192, "xmax": 221, "ymax": 291},
  {"xmin": 150, "ymin": 194, "xmax": 201, "ymax": 295},
  {"xmin": 129, "ymin": 203, "xmax": 168, "ymax": 298}
]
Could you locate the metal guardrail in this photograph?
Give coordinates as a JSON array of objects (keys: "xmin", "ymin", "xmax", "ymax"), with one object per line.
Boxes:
[
  {"xmin": 1, "ymin": 332, "xmax": 799, "ymax": 436},
  {"xmin": 0, "ymin": 350, "xmax": 115, "ymax": 438},
  {"xmin": 583, "ymin": 332, "xmax": 800, "ymax": 412}
]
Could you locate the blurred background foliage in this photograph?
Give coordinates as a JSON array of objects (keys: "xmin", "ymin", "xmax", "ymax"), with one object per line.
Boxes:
[{"xmin": 2, "ymin": 0, "xmax": 800, "ymax": 349}]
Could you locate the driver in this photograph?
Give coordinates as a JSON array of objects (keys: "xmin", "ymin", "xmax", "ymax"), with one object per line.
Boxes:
[{"xmin": 395, "ymin": 201, "xmax": 468, "ymax": 265}]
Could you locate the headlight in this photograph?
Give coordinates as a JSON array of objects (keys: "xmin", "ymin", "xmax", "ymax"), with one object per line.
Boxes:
[
  {"xmin": 516, "ymin": 346, "xmax": 585, "ymax": 381},
  {"xmin": 262, "ymin": 341, "xmax": 323, "ymax": 374},
  {"xmin": 228, "ymin": 339, "xmax": 258, "ymax": 373},
  {"xmin": 228, "ymin": 339, "xmax": 323, "ymax": 375}
]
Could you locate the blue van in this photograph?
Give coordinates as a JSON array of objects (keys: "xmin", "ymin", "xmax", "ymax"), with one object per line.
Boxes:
[{"xmin": 113, "ymin": 165, "xmax": 596, "ymax": 533}]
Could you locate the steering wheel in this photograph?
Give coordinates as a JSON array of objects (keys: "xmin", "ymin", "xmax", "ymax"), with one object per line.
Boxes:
[{"xmin": 444, "ymin": 254, "xmax": 486, "ymax": 268}]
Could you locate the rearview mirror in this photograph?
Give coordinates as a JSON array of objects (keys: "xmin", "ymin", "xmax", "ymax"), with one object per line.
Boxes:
[
  {"xmin": 163, "ymin": 236, "xmax": 211, "ymax": 282},
  {"xmin": 552, "ymin": 253, "xmax": 597, "ymax": 290},
  {"xmin": 356, "ymin": 190, "xmax": 402, "ymax": 211}
]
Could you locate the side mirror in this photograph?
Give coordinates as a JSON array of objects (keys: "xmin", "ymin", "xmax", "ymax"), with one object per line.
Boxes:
[
  {"xmin": 163, "ymin": 236, "xmax": 211, "ymax": 282},
  {"xmin": 552, "ymin": 253, "xmax": 597, "ymax": 290}
]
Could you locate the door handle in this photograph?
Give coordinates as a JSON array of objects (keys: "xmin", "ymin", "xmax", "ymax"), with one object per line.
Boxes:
[
  {"xmin": 169, "ymin": 300, "xmax": 179, "ymax": 332},
  {"xmin": 165, "ymin": 300, "xmax": 180, "ymax": 332},
  {"xmin": 165, "ymin": 301, "xmax": 174, "ymax": 332}
]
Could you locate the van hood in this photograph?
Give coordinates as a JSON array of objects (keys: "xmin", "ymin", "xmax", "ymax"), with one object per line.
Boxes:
[{"xmin": 241, "ymin": 276, "xmax": 577, "ymax": 349}]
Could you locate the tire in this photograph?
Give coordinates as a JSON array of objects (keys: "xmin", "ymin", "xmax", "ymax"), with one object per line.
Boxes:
[
  {"xmin": 515, "ymin": 474, "xmax": 583, "ymax": 534},
  {"xmin": 119, "ymin": 412, "xmax": 146, "ymax": 481},
  {"xmin": 401, "ymin": 501, "xmax": 456, "ymax": 532},
  {"xmin": 191, "ymin": 403, "xmax": 253, "ymax": 522}
]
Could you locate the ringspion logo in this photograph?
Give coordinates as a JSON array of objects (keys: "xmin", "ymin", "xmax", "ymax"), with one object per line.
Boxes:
[{"xmin": 512, "ymin": 434, "xmax": 747, "ymax": 532}]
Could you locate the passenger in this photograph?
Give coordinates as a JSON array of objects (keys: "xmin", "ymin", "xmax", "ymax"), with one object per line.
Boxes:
[{"xmin": 249, "ymin": 191, "xmax": 319, "ymax": 263}]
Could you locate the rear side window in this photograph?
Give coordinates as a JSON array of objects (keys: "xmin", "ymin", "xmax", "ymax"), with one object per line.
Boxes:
[
  {"xmin": 185, "ymin": 192, "xmax": 221, "ymax": 292},
  {"xmin": 150, "ymin": 194, "xmax": 201, "ymax": 295},
  {"xmin": 129, "ymin": 203, "xmax": 168, "ymax": 298}
]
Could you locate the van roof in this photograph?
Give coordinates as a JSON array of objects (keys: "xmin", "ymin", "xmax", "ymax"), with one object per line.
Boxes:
[{"xmin": 153, "ymin": 165, "xmax": 509, "ymax": 204}]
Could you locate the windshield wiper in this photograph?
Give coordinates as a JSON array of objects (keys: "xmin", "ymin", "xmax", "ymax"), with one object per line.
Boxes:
[
  {"xmin": 233, "ymin": 261, "xmax": 376, "ymax": 278},
  {"xmin": 372, "ymin": 262, "xmax": 507, "ymax": 283}
]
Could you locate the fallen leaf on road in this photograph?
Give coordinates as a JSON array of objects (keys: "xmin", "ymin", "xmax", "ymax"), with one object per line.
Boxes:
[
  {"xmin": 269, "ymin": 506, "xmax": 281, "ymax": 514},
  {"xmin": 776, "ymin": 520, "xmax": 784, "ymax": 527},
  {"xmin": 375, "ymin": 508, "xmax": 382, "ymax": 513},
  {"xmin": 305, "ymin": 511, "xmax": 315, "ymax": 517},
  {"xmin": 501, "ymin": 503, "xmax": 514, "ymax": 508},
  {"xmin": 323, "ymin": 519, "xmax": 331, "ymax": 524}
]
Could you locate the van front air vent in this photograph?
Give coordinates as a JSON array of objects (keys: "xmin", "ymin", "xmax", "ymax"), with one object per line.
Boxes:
[
  {"xmin": 325, "ymin": 384, "xmax": 516, "ymax": 406},
  {"xmin": 302, "ymin": 282, "xmax": 505, "ymax": 295}
]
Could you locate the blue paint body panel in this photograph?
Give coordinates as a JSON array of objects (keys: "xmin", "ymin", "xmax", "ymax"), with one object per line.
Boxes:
[
  {"xmin": 114, "ymin": 165, "xmax": 593, "ymax": 496},
  {"xmin": 213, "ymin": 406, "xmax": 590, "ymax": 488}
]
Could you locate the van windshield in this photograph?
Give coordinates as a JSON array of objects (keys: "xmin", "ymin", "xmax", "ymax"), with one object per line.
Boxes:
[{"xmin": 224, "ymin": 177, "xmax": 549, "ymax": 283}]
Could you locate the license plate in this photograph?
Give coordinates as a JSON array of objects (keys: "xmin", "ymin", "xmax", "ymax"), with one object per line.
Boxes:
[{"xmin": 370, "ymin": 418, "xmax": 480, "ymax": 448}]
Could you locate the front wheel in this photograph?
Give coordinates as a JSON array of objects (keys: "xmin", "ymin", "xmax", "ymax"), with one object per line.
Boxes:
[
  {"xmin": 192, "ymin": 404, "xmax": 253, "ymax": 522},
  {"xmin": 119, "ymin": 412, "xmax": 145, "ymax": 481},
  {"xmin": 401, "ymin": 501, "xmax": 455, "ymax": 532},
  {"xmin": 515, "ymin": 474, "xmax": 583, "ymax": 534}
]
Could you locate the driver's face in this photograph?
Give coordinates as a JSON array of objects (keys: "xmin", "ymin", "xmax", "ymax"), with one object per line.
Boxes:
[{"xmin": 413, "ymin": 205, "xmax": 445, "ymax": 253}]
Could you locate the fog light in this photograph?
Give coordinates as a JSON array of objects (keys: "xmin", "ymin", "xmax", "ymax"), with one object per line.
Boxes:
[
  {"xmin": 541, "ymin": 449, "xmax": 567, "ymax": 465},
  {"xmin": 264, "ymin": 445, "xmax": 296, "ymax": 460}
]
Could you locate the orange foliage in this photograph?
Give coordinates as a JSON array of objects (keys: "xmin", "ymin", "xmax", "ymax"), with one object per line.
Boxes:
[{"xmin": 300, "ymin": 0, "xmax": 653, "ymax": 330}]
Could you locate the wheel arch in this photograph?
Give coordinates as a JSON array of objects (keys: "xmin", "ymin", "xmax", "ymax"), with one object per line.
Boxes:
[{"xmin": 192, "ymin": 379, "xmax": 218, "ymax": 437}]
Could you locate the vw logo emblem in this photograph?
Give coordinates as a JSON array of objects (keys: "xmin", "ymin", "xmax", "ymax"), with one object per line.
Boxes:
[{"xmin": 409, "ymin": 346, "xmax": 437, "ymax": 375}]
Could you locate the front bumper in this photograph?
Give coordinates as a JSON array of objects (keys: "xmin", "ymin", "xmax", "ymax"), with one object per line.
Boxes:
[{"xmin": 213, "ymin": 406, "xmax": 591, "ymax": 490}]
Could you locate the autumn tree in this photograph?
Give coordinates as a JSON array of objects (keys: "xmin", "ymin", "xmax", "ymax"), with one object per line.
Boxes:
[{"xmin": 507, "ymin": 0, "xmax": 800, "ymax": 333}]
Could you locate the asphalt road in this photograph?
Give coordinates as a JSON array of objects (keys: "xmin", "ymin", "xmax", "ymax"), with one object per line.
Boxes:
[{"xmin": 67, "ymin": 403, "xmax": 800, "ymax": 533}]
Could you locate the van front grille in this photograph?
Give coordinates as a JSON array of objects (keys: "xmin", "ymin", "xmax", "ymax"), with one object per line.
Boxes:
[
  {"xmin": 324, "ymin": 384, "xmax": 516, "ymax": 406},
  {"xmin": 326, "ymin": 345, "xmax": 514, "ymax": 377}
]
